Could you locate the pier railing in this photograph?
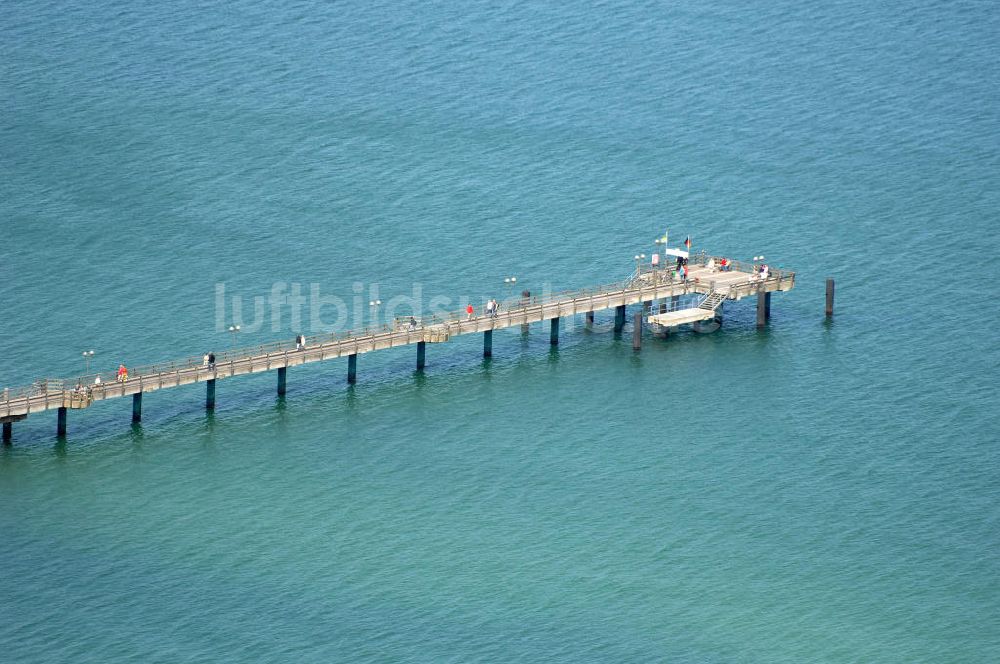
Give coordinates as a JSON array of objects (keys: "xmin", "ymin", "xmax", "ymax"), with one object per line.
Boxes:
[{"xmin": 1, "ymin": 257, "xmax": 794, "ymax": 417}]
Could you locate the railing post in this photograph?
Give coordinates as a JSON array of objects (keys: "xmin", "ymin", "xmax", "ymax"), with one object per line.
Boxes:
[{"xmin": 521, "ymin": 290, "xmax": 530, "ymax": 333}]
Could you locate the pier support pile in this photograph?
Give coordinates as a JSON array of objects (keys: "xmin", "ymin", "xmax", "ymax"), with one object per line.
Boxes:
[
  {"xmin": 347, "ymin": 354, "xmax": 357, "ymax": 384},
  {"xmin": 757, "ymin": 291, "xmax": 771, "ymax": 328}
]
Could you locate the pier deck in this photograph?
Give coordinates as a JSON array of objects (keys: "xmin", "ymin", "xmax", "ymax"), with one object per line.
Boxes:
[
  {"xmin": 647, "ymin": 308, "xmax": 716, "ymax": 327},
  {"xmin": 1, "ymin": 252, "xmax": 794, "ymax": 436}
]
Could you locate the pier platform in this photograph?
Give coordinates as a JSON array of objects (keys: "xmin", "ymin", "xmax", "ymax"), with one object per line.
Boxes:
[{"xmin": 1, "ymin": 251, "xmax": 794, "ymax": 439}]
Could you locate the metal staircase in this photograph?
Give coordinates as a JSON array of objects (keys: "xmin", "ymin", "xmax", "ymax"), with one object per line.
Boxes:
[{"xmin": 697, "ymin": 290, "xmax": 726, "ymax": 311}]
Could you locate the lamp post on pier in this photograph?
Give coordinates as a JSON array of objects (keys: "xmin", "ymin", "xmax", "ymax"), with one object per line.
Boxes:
[
  {"xmin": 82, "ymin": 350, "xmax": 95, "ymax": 374},
  {"xmin": 504, "ymin": 276, "xmax": 517, "ymax": 300},
  {"xmin": 634, "ymin": 253, "xmax": 646, "ymax": 274},
  {"xmin": 369, "ymin": 300, "xmax": 382, "ymax": 328},
  {"xmin": 228, "ymin": 325, "xmax": 241, "ymax": 347}
]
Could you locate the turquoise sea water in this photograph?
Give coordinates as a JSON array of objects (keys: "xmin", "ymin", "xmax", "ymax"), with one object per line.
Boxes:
[{"xmin": 2, "ymin": 0, "xmax": 999, "ymax": 661}]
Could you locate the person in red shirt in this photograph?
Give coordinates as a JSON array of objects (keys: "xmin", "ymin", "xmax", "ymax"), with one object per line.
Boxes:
[{"xmin": 466, "ymin": 304, "xmax": 474, "ymax": 320}]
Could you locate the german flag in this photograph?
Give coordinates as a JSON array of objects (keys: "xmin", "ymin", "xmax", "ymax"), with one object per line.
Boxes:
[{"xmin": 684, "ymin": 236, "xmax": 692, "ymax": 249}]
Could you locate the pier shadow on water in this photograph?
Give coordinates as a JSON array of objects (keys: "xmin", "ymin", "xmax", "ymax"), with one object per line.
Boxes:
[
  {"xmin": 128, "ymin": 422, "xmax": 145, "ymax": 449},
  {"xmin": 410, "ymin": 371, "xmax": 429, "ymax": 389}
]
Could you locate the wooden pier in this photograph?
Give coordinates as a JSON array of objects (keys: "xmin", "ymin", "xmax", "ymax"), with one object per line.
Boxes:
[{"xmin": 0, "ymin": 251, "xmax": 794, "ymax": 440}]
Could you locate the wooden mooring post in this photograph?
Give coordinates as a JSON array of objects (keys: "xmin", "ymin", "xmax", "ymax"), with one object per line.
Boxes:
[{"xmin": 826, "ymin": 278, "xmax": 835, "ymax": 317}]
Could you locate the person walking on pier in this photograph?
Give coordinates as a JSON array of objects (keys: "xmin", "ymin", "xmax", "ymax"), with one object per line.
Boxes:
[
  {"xmin": 466, "ymin": 303, "xmax": 474, "ymax": 320},
  {"xmin": 116, "ymin": 364, "xmax": 128, "ymax": 383},
  {"xmin": 207, "ymin": 352, "xmax": 216, "ymax": 370}
]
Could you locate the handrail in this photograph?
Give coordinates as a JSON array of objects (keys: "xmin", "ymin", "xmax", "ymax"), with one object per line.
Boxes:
[{"xmin": 1, "ymin": 258, "xmax": 793, "ymax": 413}]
